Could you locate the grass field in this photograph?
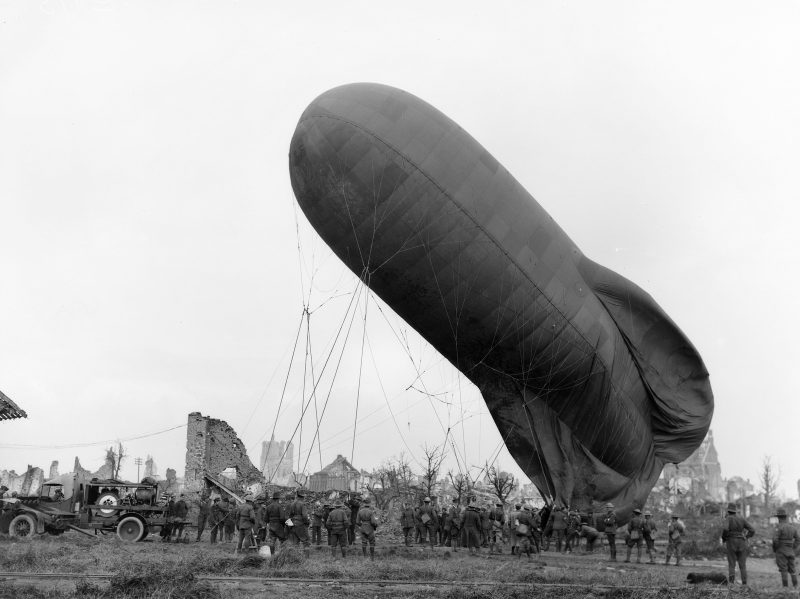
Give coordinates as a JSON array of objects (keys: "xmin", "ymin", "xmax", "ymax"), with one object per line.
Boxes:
[{"xmin": 0, "ymin": 533, "xmax": 790, "ymax": 598}]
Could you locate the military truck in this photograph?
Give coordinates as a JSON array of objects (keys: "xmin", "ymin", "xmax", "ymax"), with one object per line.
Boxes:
[{"xmin": 0, "ymin": 473, "xmax": 170, "ymax": 542}]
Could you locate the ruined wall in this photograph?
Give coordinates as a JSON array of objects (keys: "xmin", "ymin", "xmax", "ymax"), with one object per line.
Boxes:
[
  {"xmin": 0, "ymin": 466, "xmax": 45, "ymax": 496},
  {"xmin": 184, "ymin": 412, "xmax": 262, "ymax": 493},
  {"xmin": 144, "ymin": 455, "xmax": 157, "ymax": 479},
  {"xmin": 48, "ymin": 461, "xmax": 59, "ymax": 480},
  {"xmin": 260, "ymin": 435, "xmax": 294, "ymax": 485}
]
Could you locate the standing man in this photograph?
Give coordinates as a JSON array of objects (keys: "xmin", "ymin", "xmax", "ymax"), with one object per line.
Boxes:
[
  {"xmin": 209, "ymin": 497, "xmax": 225, "ymax": 544},
  {"xmin": 773, "ymin": 507, "xmax": 800, "ymax": 588},
  {"xmin": 234, "ymin": 496, "xmax": 256, "ymax": 554},
  {"xmin": 462, "ymin": 500, "xmax": 482, "ymax": 556},
  {"xmin": 287, "ymin": 489, "xmax": 311, "ymax": 554},
  {"xmin": 264, "ymin": 491, "xmax": 286, "ymax": 554},
  {"xmin": 625, "ymin": 508, "xmax": 644, "ymax": 563},
  {"xmin": 565, "ymin": 510, "xmax": 582, "ymax": 553},
  {"xmin": 223, "ymin": 498, "xmax": 236, "ymax": 543},
  {"xmin": 722, "ymin": 503, "xmax": 755, "ymax": 584},
  {"xmin": 602, "ymin": 503, "xmax": 618, "ymax": 562},
  {"xmin": 326, "ymin": 500, "xmax": 350, "ymax": 559},
  {"xmin": 419, "ymin": 497, "xmax": 438, "ymax": 548},
  {"xmin": 548, "ymin": 506, "xmax": 567, "ymax": 553},
  {"xmin": 400, "ymin": 501, "xmax": 415, "ymax": 547},
  {"xmin": 448, "ymin": 500, "xmax": 462, "ymax": 552},
  {"xmin": 489, "ymin": 502, "xmax": 506, "ymax": 554},
  {"xmin": 480, "ymin": 505, "xmax": 491, "ymax": 548},
  {"xmin": 665, "ymin": 513, "xmax": 686, "ymax": 566},
  {"xmin": 514, "ymin": 505, "xmax": 534, "ymax": 560},
  {"xmin": 643, "ymin": 511, "xmax": 657, "ymax": 564},
  {"xmin": 311, "ymin": 501, "xmax": 324, "ymax": 546},
  {"xmin": 357, "ymin": 496, "xmax": 378, "ymax": 560},
  {"xmin": 347, "ymin": 494, "xmax": 361, "ymax": 546},
  {"xmin": 509, "ymin": 504, "xmax": 522, "ymax": 555},
  {"xmin": 172, "ymin": 494, "xmax": 189, "ymax": 541},
  {"xmin": 195, "ymin": 493, "xmax": 211, "ymax": 542},
  {"xmin": 531, "ymin": 507, "xmax": 543, "ymax": 554},
  {"xmin": 322, "ymin": 503, "xmax": 333, "ymax": 546}
]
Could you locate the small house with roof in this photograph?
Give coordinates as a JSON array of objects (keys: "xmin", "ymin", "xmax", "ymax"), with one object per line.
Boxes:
[{"xmin": 308, "ymin": 454, "xmax": 360, "ymax": 492}]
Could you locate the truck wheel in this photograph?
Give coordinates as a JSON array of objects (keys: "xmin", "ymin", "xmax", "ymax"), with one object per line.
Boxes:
[
  {"xmin": 117, "ymin": 516, "xmax": 145, "ymax": 542},
  {"xmin": 95, "ymin": 492, "xmax": 119, "ymax": 517},
  {"xmin": 9, "ymin": 514, "xmax": 37, "ymax": 539}
]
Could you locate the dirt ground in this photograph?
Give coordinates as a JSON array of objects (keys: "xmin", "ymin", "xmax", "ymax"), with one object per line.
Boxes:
[{"xmin": 0, "ymin": 532, "xmax": 792, "ymax": 598}]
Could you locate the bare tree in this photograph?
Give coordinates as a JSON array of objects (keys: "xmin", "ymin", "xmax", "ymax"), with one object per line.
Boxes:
[
  {"xmin": 760, "ymin": 455, "xmax": 782, "ymax": 513},
  {"xmin": 366, "ymin": 454, "xmax": 417, "ymax": 509},
  {"xmin": 420, "ymin": 444, "xmax": 446, "ymax": 499},
  {"xmin": 105, "ymin": 442, "xmax": 127, "ymax": 480},
  {"xmin": 447, "ymin": 470, "xmax": 472, "ymax": 505},
  {"xmin": 486, "ymin": 463, "xmax": 517, "ymax": 505}
]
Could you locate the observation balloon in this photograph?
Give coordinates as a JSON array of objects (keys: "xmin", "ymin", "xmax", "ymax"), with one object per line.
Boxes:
[{"xmin": 288, "ymin": 83, "xmax": 713, "ymax": 520}]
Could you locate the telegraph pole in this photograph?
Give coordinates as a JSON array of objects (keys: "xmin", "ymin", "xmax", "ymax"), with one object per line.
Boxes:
[{"xmin": 135, "ymin": 457, "xmax": 143, "ymax": 482}]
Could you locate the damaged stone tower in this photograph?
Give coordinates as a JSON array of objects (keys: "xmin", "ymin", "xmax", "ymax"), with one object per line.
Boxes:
[{"xmin": 184, "ymin": 412, "xmax": 263, "ymax": 492}]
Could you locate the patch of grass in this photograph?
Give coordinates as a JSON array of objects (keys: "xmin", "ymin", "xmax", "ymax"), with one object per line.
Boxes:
[{"xmin": 109, "ymin": 562, "xmax": 222, "ymax": 599}]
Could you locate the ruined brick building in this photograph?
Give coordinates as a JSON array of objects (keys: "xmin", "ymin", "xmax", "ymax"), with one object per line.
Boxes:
[
  {"xmin": 184, "ymin": 412, "xmax": 263, "ymax": 492},
  {"xmin": 308, "ymin": 454, "xmax": 360, "ymax": 492},
  {"xmin": 660, "ymin": 430, "xmax": 725, "ymax": 502}
]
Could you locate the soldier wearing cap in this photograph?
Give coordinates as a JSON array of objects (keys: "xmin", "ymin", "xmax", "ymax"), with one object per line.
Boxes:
[
  {"xmin": 643, "ymin": 511, "xmax": 657, "ymax": 563},
  {"xmin": 489, "ymin": 502, "xmax": 506, "ymax": 554},
  {"xmin": 310, "ymin": 501, "xmax": 324, "ymax": 546},
  {"xmin": 773, "ymin": 507, "xmax": 799, "ymax": 588},
  {"xmin": 209, "ymin": 497, "xmax": 225, "ymax": 544},
  {"xmin": 514, "ymin": 505, "xmax": 535, "ymax": 560},
  {"xmin": 234, "ymin": 495, "xmax": 256, "ymax": 554},
  {"xmin": 400, "ymin": 500, "xmax": 415, "ymax": 547},
  {"xmin": 287, "ymin": 489, "xmax": 311, "ymax": 554},
  {"xmin": 448, "ymin": 499, "xmax": 462, "ymax": 551},
  {"xmin": 530, "ymin": 507, "xmax": 543, "ymax": 554},
  {"xmin": 462, "ymin": 499, "xmax": 483, "ymax": 555},
  {"xmin": 665, "ymin": 513, "xmax": 686, "ymax": 566},
  {"xmin": 356, "ymin": 496, "xmax": 378, "ymax": 560},
  {"xmin": 625, "ymin": 508, "xmax": 644, "ymax": 563},
  {"xmin": 602, "ymin": 503, "xmax": 618, "ymax": 561},
  {"xmin": 264, "ymin": 491, "xmax": 286, "ymax": 554},
  {"xmin": 326, "ymin": 499, "xmax": 350, "ymax": 558},
  {"xmin": 418, "ymin": 496, "xmax": 438, "ymax": 548},
  {"xmin": 722, "ymin": 502, "xmax": 755, "ymax": 584},
  {"xmin": 547, "ymin": 506, "xmax": 568, "ymax": 553},
  {"xmin": 565, "ymin": 509, "xmax": 582, "ymax": 553},
  {"xmin": 509, "ymin": 503, "xmax": 522, "ymax": 555}
]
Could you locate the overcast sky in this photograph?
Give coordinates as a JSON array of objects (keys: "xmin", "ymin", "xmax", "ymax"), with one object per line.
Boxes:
[{"xmin": 1, "ymin": 1, "xmax": 798, "ymax": 498}]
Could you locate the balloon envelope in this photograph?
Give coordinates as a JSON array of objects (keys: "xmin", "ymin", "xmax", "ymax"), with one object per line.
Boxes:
[{"xmin": 288, "ymin": 83, "xmax": 713, "ymax": 519}]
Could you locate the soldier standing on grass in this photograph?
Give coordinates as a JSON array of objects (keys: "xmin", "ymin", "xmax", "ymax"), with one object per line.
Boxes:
[
  {"xmin": 548, "ymin": 506, "xmax": 567, "ymax": 553},
  {"xmin": 209, "ymin": 497, "xmax": 225, "ymax": 544},
  {"xmin": 195, "ymin": 493, "xmax": 211, "ymax": 542},
  {"xmin": 643, "ymin": 511, "xmax": 657, "ymax": 563},
  {"xmin": 722, "ymin": 503, "xmax": 755, "ymax": 585},
  {"xmin": 234, "ymin": 496, "xmax": 256, "ymax": 554},
  {"xmin": 509, "ymin": 504, "xmax": 521, "ymax": 555},
  {"xmin": 287, "ymin": 489, "xmax": 311, "ymax": 554},
  {"xmin": 223, "ymin": 498, "xmax": 236, "ymax": 543},
  {"xmin": 449, "ymin": 500, "xmax": 462, "ymax": 552},
  {"xmin": 625, "ymin": 508, "xmax": 644, "ymax": 563},
  {"xmin": 400, "ymin": 501, "xmax": 415, "ymax": 547},
  {"xmin": 322, "ymin": 503, "xmax": 333, "ymax": 546},
  {"xmin": 462, "ymin": 500, "xmax": 482, "ymax": 556},
  {"xmin": 327, "ymin": 500, "xmax": 350, "ymax": 559},
  {"xmin": 357, "ymin": 497, "xmax": 378, "ymax": 560},
  {"xmin": 772, "ymin": 507, "xmax": 800, "ymax": 588},
  {"xmin": 531, "ymin": 507, "xmax": 543, "ymax": 554},
  {"xmin": 172, "ymin": 494, "xmax": 189, "ymax": 541},
  {"xmin": 489, "ymin": 502, "xmax": 505, "ymax": 554},
  {"xmin": 602, "ymin": 503, "xmax": 618, "ymax": 562},
  {"xmin": 514, "ymin": 506, "xmax": 534, "ymax": 560},
  {"xmin": 665, "ymin": 513, "xmax": 685, "ymax": 566},
  {"xmin": 265, "ymin": 492, "xmax": 286, "ymax": 554},
  {"xmin": 564, "ymin": 510, "xmax": 581, "ymax": 553},
  {"xmin": 311, "ymin": 501, "xmax": 324, "ymax": 546},
  {"xmin": 347, "ymin": 494, "xmax": 361, "ymax": 546},
  {"xmin": 419, "ymin": 497, "xmax": 438, "ymax": 548}
]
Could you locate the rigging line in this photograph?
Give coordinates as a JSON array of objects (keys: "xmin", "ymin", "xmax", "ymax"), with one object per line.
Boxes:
[
  {"xmin": 298, "ymin": 286, "xmax": 363, "ymax": 479},
  {"xmin": 248, "ymin": 308, "xmax": 306, "ymax": 454},
  {"xmin": 291, "ymin": 192, "xmax": 308, "ymax": 308},
  {"xmin": 0, "ymin": 423, "xmax": 187, "ymax": 450},
  {"xmin": 351, "ymin": 271, "xmax": 370, "ymax": 465},
  {"xmin": 514, "ymin": 381, "xmax": 555, "ymax": 500},
  {"xmin": 298, "ymin": 308, "xmax": 310, "ymax": 475},
  {"xmin": 269, "ymin": 280, "xmax": 362, "ymax": 483},
  {"xmin": 306, "ymin": 309, "xmax": 323, "ymax": 472},
  {"xmin": 368, "ymin": 294, "xmax": 469, "ymax": 475}
]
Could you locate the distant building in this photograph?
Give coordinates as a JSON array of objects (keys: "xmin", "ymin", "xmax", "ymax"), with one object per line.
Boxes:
[
  {"xmin": 308, "ymin": 454, "xmax": 360, "ymax": 492},
  {"xmin": 259, "ymin": 435, "xmax": 295, "ymax": 485},
  {"xmin": 661, "ymin": 429, "xmax": 724, "ymax": 502}
]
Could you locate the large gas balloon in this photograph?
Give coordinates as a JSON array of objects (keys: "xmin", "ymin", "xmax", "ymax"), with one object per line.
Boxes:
[{"xmin": 288, "ymin": 83, "xmax": 713, "ymax": 520}]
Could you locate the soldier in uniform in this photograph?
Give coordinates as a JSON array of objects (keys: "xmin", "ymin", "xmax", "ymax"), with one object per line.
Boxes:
[
  {"xmin": 479, "ymin": 504, "xmax": 491, "ymax": 547},
  {"xmin": 643, "ymin": 511, "xmax": 657, "ymax": 563},
  {"xmin": 254, "ymin": 498, "xmax": 267, "ymax": 543},
  {"xmin": 665, "ymin": 513, "xmax": 686, "ymax": 566},
  {"xmin": 509, "ymin": 504, "xmax": 522, "ymax": 555},
  {"xmin": 347, "ymin": 494, "xmax": 361, "ymax": 546},
  {"xmin": 311, "ymin": 501, "xmax": 324, "ymax": 546},
  {"xmin": 448, "ymin": 500, "xmax": 462, "ymax": 552},
  {"xmin": 400, "ymin": 501, "xmax": 415, "ymax": 547},
  {"xmin": 722, "ymin": 503, "xmax": 755, "ymax": 584},
  {"xmin": 322, "ymin": 503, "xmax": 333, "ymax": 546},
  {"xmin": 489, "ymin": 502, "xmax": 506, "ymax": 554},
  {"xmin": 287, "ymin": 489, "xmax": 310, "ymax": 554},
  {"xmin": 462, "ymin": 499, "xmax": 483, "ymax": 555},
  {"xmin": 196, "ymin": 493, "xmax": 211, "ymax": 542},
  {"xmin": 602, "ymin": 503, "xmax": 618, "ymax": 562},
  {"xmin": 565, "ymin": 510, "xmax": 582, "ymax": 553},
  {"xmin": 531, "ymin": 507, "xmax": 543, "ymax": 554},
  {"xmin": 223, "ymin": 498, "xmax": 236, "ymax": 543},
  {"xmin": 234, "ymin": 496, "xmax": 256, "ymax": 554},
  {"xmin": 172, "ymin": 494, "xmax": 189, "ymax": 541},
  {"xmin": 772, "ymin": 507, "xmax": 800, "ymax": 588},
  {"xmin": 625, "ymin": 508, "xmax": 644, "ymax": 563},
  {"xmin": 356, "ymin": 496, "xmax": 378, "ymax": 560},
  {"xmin": 264, "ymin": 491, "xmax": 286, "ymax": 555},
  {"xmin": 579, "ymin": 522, "xmax": 600, "ymax": 553},
  {"xmin": 418, "ymin": 497, "xmax": 438, "ymax": 548},
  {"xmin": 514, "ymin": 505, "xmax": 535, "ymax": 560},
  {"xmin": 326, "ymin": 499, "xmax": 350, "ymax": 559},
  {"xmin": 548, "ymin": 506, "xmax": 567, "ymax": 553},
  {"xmin": 209, "ymin": 497, "xmax": 226, "ymax": 544}
]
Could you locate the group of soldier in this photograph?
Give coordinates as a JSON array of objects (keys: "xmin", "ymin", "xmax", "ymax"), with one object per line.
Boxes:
[{"xmin": 184, "ymin": 489, "xmax": 800, "ymax": 588}]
